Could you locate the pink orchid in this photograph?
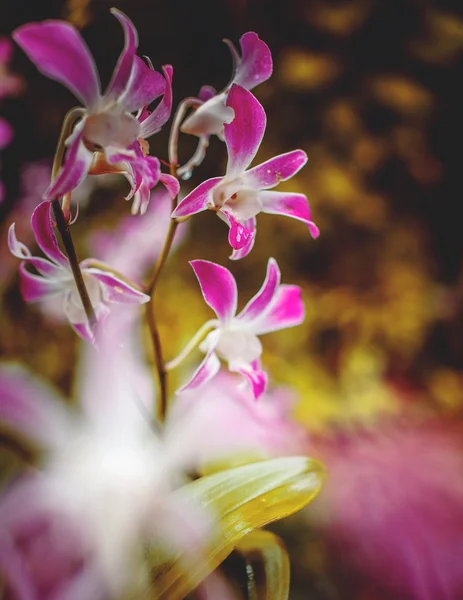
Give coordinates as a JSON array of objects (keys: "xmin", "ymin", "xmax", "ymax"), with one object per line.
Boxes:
[
  {"xmin": 175, "ymin": 258, "xmax": 304, "ymax": 399},
  {"xmin": 172, "ymin": 85, "xmax": 319, "ymax": 259},
  {"xmin": 8, "ymin": 200, "xmax": 149, "ymax": 340},
  {"xmin": 13, "ymin": 10, "xmax": 176, "ymax": 211},
  {"xmin": 178, "ymin": 32, "xmax": 272, "ymax": 178}
]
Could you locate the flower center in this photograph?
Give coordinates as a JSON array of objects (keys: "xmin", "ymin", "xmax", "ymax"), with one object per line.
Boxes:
[
  {"xmin": 214, "ymin": 327, "xmax": 262, "ymax": 366},
  {"xmin": 212, "ymin": 180, "xmax": 262, "ymax": 221},
  {"xmin": 84, "ymin": 109, "xmax": 140, "ymax": 150}
]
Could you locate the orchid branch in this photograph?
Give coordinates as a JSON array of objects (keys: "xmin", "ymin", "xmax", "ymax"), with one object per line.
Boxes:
[
  {"xmin": 50, "ymin": 107, "xmax": 97, "ymax": 331},
  {"xmin": 146, "ymin": 97, "xmax": 204, "ymax": 423}
]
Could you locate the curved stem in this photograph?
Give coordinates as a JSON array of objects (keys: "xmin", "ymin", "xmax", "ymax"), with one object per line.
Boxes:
[
  {"xmin": 146, "ymin": 97, "xmax": 203, "ymax": 423},
  {"xmin": 50, "ymin": 107, "xmax": 96, "ymax": 330},
  {"xmin": 165, "ymin": 320, "xmax": 219, "ymax": 371}
]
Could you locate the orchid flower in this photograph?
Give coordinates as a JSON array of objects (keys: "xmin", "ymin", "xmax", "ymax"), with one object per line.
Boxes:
[
  {"xmin": 174, "ymin": 258, "xmax": 304, "ymax": 399},
  {"xmin": 13, "ymin": 10, "xmax": 177, "ymax": 212},
  {"xmin": 177, "ymin": 32, "xmax": 273, "ymax": 179},
  {"xmin": 8, "ymin": 200, "xmax": 149, "ymax": 341},
  {"xmin": 172, "ymin": 85, "xmax": 319, "ymax": 259}
]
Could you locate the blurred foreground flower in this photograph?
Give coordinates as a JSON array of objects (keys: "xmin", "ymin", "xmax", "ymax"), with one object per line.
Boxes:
[
  {"xmin": 0, "ymin": 312, "xmax": 324, "ymax": 599},
  {"xmin": 307, "ymin": 420, "xmax": 463, "ymax": 600}
]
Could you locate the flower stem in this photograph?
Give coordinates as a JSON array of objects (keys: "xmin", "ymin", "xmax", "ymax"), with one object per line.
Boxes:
[
  {"xmin": 50, "ymin": 108, "xmax": 96, "ymax": 330},
  {"xmin": 146, "ymin": 97, "xmax": 203, "ymax": 423},
  {"xmin": 165, "ymin": 319, "xmax": 219, "ymax": 371}
]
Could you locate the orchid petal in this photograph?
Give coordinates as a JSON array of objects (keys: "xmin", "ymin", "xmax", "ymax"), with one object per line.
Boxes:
[
  {"xmin": 171, "ymin": 177, "xmax": 222, "ymax": 218},
  {"xmin": 220, "ymin": 209, "xmax": 255, "ymax": 250},
  {"xmin": 0, "ymin": 118, "xmax": 13, "ymax": 150},
  {"xmin": 31, "ymin": 201, "xmax": 68, "ymax": 266},
  {"xmin": 224, "ymin": 85, "xmax": 266, "ymax": 177},
  {"xmin": 260, "ymin": 191, "xmax": 320, "ymax": 237},
  {"xmin": 159, "ymin": 173, "xmax": 180, "ymax": 199},
  {"xmin": 199, "ymin": 85, "xmax": 216, "ymax": 101},
  {"xmin": 177, "ymin": 350, "xmax": 221, "ymax": 393},
  {"xmin": 84, "ymin": 267, "xmax": 149, "ymax": 305},
  {"xmin": 237, "ymin": 258, "xmax": 280, "ymax": 323},
  {"xmin": 8, "ymin": 223, "xmax": 63, "ymax": 278},
  {"xmin": 190, "ymin": 260, "xmax": 238, "ymax": 323},
  {"xmin": 120, "ymin": 56, "xmax": 165, "ymax": 113},
  {"xmin": 180, "ymin": 93, "xmax": 234, "ymax": 138},
  {"xmin": 244, "ymin": 150, "xmax": 308, "ymax": 190},
  {"xmin": 13, "ymin": 21, "xmax": 100, "ymax": 108},
  {"xmin": 44, "ymin": 124, "xmax": 94, "ymax": 201},
  {"xmin": 233, "ymin": 32, "xmax": 273, "ymax": 90},
  {"xmin": 18, "ymin": 263, "xmax": 63, "ymax": 302},
  {"xmin": 229, "ymin": 217, "xmax": 256, "ymax": 260},
  {"xmin": 251, "ymin": 284, "xmax": 305, "ymax": 335},
  {"xmin": 139, "ymin": 65, "xmax": 173, "ymax": 138},
  {"xmin": 71, "ymin": 320, "xmax": 95, "ymax": 343},
  {"xmin": 104, "ymin": 9, "xmax": 138, "ymax": 100},
  {"xmin": 234, "ymin": 360, "xmax": 268, "ymax": 400},
  {"xmin": 0, "ymin": 364, "xmax": 69, "ymax": 450}
]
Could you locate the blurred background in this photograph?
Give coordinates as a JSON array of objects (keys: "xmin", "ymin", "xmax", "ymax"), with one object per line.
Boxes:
[{"xmin": 1, "ymin": 0, "xmax": 463, "ymax": 599}]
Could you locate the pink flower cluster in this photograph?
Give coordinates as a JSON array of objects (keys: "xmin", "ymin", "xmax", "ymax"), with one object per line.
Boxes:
[{"xmin": 8, "ymin": 7, "xmax": 318, "ymax": 399}]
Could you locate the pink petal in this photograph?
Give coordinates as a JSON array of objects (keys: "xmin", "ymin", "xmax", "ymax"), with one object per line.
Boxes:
[
  {"xmin": 31, "ymin": 201, "xmax": 68, "ymax": 266},
  {"xmin": 260, "ymin": 191, "xmax": 320, "ymax": 237},
  {"xmin": 220, "ymin": 209, "xmax": 255, "ymax": 250},
  {"xmin": 71, "ymin": 321, "xmax": 95, "ymax": 343},
  {"xmin": 0, "ymin": 363, "xmax": 69, "ymax": 450},
  {"xmin": 44, "ymin": 124, "xmax": 94, "ymax": 200},
  {"xmin": 224, "ymin": 84, "xmax": 266, "ymax": 177},
  {"xmin": 176, "ymin": 350, "xmax": 221, "ymax": 393},
  {"xmin": 235, "ymin": 359, "xmax": 268, "ymax": 400},
  {"xmin": 120, "ymin": 56, "xmax": 165, "ymax": 112},
  {"xmin": 0, "ymin": 37, "xmax": 13, "ymax": 63},
  {"xmin": 0, "ymin": 118, "xmax": 13, "ymax": 150},
  {"xmin": 244, "ymin": 149, "xmax": 308, "ymax": 190},
  {"xmin": 251, "ymin": 284, "xmax": 305, "ymax": 335},
  {"xmin": 139, "ymin": 65, "xmax": 173, "ymax": 138},
  {"xmin": 159, "ymin": 173, "xmax": 180, "ymax": 199},
  {"xmin": 18, "ymin": 263, "xmax": 63, "ymax": 302},
  {"xmin": 104, "ymin": 9, "xmax": 138, "ymax": 100},
  {"xmin": 199, "ymin": 85, "xmax": 216, "ymax": 101},
  {"xmin": 171, "ymin": 176, "xmax": 222, "ymax": 218},
  {"xmin": 229, "ymin": 217, "xmax": 256, "ymax": 260},
  {"xmin": 84, "ymin": 267, "xmax": 149, "ymax": 305},
  {"xmin": 190, "ymin": 260, "xmax": 238, "ymax": 323},
  {"xmin": 237, "ymin": 258, "xmax": 280, "ymax": 323},
  {"xmin": 233, "ymin": 32, "xmax": 273, "ymax": 90},
  {"xmin": 13, "ymin": 21, "xmax": 100, "ymax": 108},
  {"xmin": 8, "ymin": 222, "xmax": 64, "ymax": 278}
]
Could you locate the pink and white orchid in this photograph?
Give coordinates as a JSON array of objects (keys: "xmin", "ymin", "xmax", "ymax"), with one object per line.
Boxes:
[
  {"xmin": 13, "ymin": 10, "xmax": 177, "ymax": 212},
  {"xmin": 178, "ymin": 32, "xmax": 272, "ymax": 178},
  {"xmin": 175, "ymin": 258, "xmax": 305, "ymax": 399},
  {"xmin": 8, "ymin": 200, "xmax": 149, "ymax": 341},
  {"xmin": 172, "ymin": 85, "xmax": 319, "ymax": 259}
]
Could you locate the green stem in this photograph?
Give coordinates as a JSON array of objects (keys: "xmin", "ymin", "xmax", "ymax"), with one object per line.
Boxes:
[
  {"xmin": 50, "ymin": 108, "xmax": 97, "ymax": 331},
  {"xmin": 146, "ymin": 97, "xmax": 202, "ymax": 422}
]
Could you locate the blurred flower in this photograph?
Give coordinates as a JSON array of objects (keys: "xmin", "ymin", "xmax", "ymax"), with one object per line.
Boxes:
[
  {"xmin": 307, "ymin": 420, "xmax": 463, "ymax": 600},
  {"xmin": 8, "ymin": 201, "xmax": 149, "ymax": 340},
  {"xmin": 175, "ymin": 258, "xmax": 305, "ymax": 399},
  {"xmin": 173, "ymin": 85, "xmax": 318, "ymax": 259},
  {"xmin": 90, "ymin": 187, "xmax": 188, "ymax": 284},
  {"xmin": 0, "ymin": 313, "xmax": 214, "ymax": 600}
]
